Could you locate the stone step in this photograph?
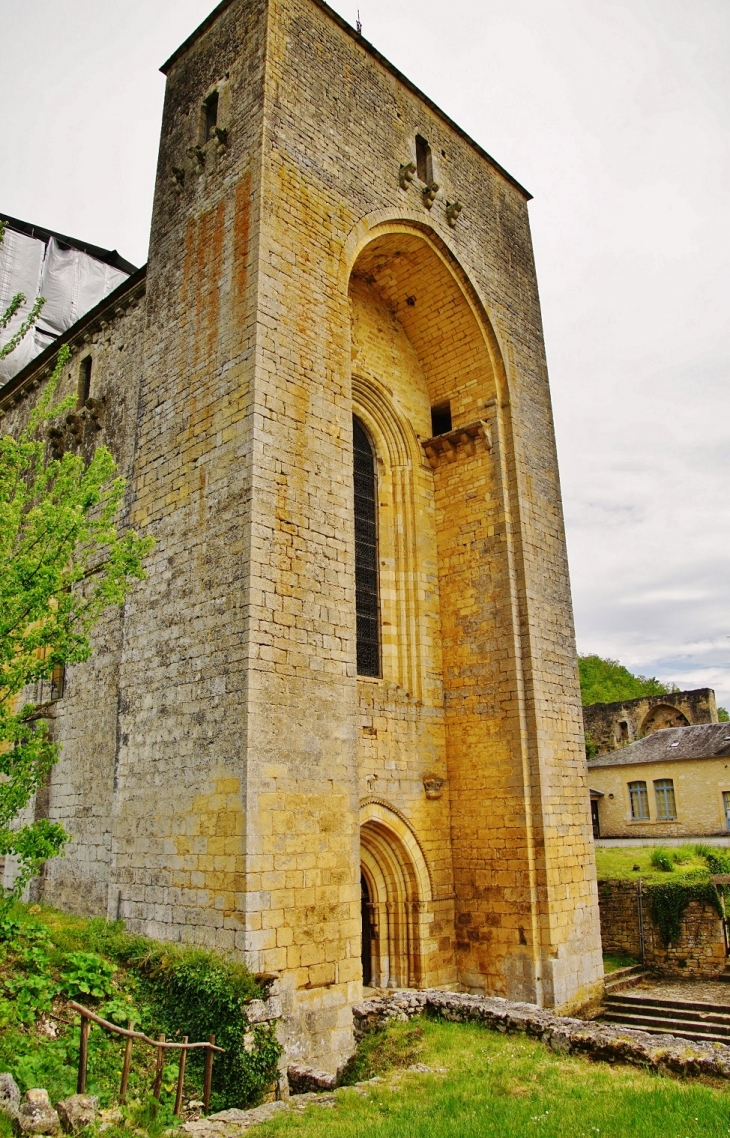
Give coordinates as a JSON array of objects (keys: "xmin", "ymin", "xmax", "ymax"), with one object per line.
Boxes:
[
  {"xmin": 603, "ymin": 965, "xmax": 648, "ymax": 993},
  {"xmin": 606, "ymin": 993, "xmax": 730, "ymax": 1020},
  {"xmin": 601, "ymin": 1010, "xmax": 730, "ymax": 1044}
]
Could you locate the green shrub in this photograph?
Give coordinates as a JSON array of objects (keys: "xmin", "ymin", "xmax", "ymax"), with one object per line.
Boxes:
[
  {"xmin": 142, "ymin": 955, "xmax": 280, "ymax": 1111},
  {"xmin": 650, "ymin": 848, "xmax": 674, "ymax": 873},
  {"xmin": 59, "ymin": 952, "xmax": 115, "ymax": 1000},
  {"xmin": 706, "ymin": 852, "xmax": 730, "ymax": 875},
  {"xmin": 672, "ymin": 846, "xmax": 693, "ymax": 864},
  {"xmin": 694, "ymin": 842, "xmax": 715, "ymax": 859}
]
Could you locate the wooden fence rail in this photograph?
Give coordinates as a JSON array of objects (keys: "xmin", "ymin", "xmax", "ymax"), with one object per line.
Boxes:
[{"xmin": 68, "ymin": 1001, "xmax": 225, "ymax": 1115}]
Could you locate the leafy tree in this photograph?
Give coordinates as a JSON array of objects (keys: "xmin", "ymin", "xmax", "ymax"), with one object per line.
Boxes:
[
  {"xmin": 718, "ymin": 707, "xmax": 729, "ymax": 722},
  {"xmin": 578, "ymin": 654, "xmax": 676, "ymax": 707},
  {"xmin": 0, "ymin": 225, "xmax": 152, "ymax": 905}
]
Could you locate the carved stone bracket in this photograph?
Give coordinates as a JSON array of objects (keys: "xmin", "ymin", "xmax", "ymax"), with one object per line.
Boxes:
[
  {"xmin": 422, "ymin": 181, "xmax": 439, "ymax": 209},
  {"xmin": 421, "ymin": 419, "xmax": 492, "ymax": 469},
  {"xmin": 422, "ymin": 775, "xmax": 445, "ymax": 800},
  {"xmin": 186, "ymin": 145, "xmax": 205, "ymax": 169},
  {"xmin": 445, "ymin": 200, "xmax": 463, "ymax": 227},
  {"xmin": 399, "ymin": 161, "xmax": 416, "ymax": 189}
]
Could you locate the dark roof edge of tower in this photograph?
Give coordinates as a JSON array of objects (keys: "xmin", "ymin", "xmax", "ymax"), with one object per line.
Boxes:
[
  {"xmin": 0, "ymin": 213, "xmax": 138, "ymax": 276},
  {"xmin": 0, "ymin": 265, "xmax": 147, "ymax": 411},
  {"xmin": 160, "ymin": 0, "xmax": 533, "ymax": 202}
]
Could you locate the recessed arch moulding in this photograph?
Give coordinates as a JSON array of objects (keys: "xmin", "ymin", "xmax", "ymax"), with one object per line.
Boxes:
[{"xmin": 348, "ymin": 220, "xmax": 602, "ymax": 1013}]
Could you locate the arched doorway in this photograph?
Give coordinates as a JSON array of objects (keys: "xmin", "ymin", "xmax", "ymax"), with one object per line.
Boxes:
[{"xmin": 360, "ymin": 802, "xmax": 432, "ymax": 990}]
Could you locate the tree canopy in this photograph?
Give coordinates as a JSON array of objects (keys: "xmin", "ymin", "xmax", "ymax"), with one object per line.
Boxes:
[
  {"xmin": 578, "ymin": 654, "xmax": 676, "ymax": 707},
  {"xmin": 0, "ymin": 225, "xmax": 152, "ymax": 905}
]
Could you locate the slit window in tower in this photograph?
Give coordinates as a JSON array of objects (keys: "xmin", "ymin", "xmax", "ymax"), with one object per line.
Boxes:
[
  {"xmin": 78, "ymin": 357, "xmax": 92, "ymax": 407},
  {"xmin": 353, "ymin": 416, "xmax": 380, "ymax": 677},
  {"xmin": 204, "ymin": 91, "xmax": 219, "ymax": 141},
  {"xmin": 430, "ymin": 402, "xmax": 452, "ymax": 436},
  {"xmin": 416, "ymin": 135, "xmax": 432, "ymax": 184}
]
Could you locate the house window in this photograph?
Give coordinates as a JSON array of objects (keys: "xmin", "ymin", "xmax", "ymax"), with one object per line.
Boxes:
[
  {"xmin": 353, "ymin": 416, "xmax": 380, "ymax": 677},
  {"xmin": 78, "ymin": 357, "xmax": 92, "ymax": 407},
  {"xmin": 628, "ymin": 780, "xmax": 649, "ymax": 820},
  {"xmin": 415, "ymin": 135, "xmax": 433, "ymax": 184},
  {"xmin": 204, "ymin": 91, "xmax": 219, "ymax": 141},
  {"xmin": 430, "ymin": 402, "xmax": 452, "ymax": 436},
  {"xmin": 654, "ymin": 778, "xmax": 677, "ymax": 820}
]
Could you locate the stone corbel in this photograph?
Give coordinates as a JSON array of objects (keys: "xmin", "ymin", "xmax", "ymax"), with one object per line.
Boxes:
[
  {"xmin": 423, "ymin": 775, "xmax": 445, "ymax": 800},
  {"xmin": 47, "ymin": 426, "xmax": 65, "ymax": 460},
  {"xmin": 186, "ymin": 145, "xmax": 206, "ymax": 169},
  {"xmin": 170, "ymin": 166, "xmax": 185, "ymax": 193},
  {"xmin": 210, "ymin": 125, "xmax": 228, "ymax": 149},
  {"xmin": 422, "ymin": 181, "xmax": 439, "ymax": 209},
  {"xmin": 421, "ymin": 420, "xmax": 490, "ymax": 468},
  {"xmin": 65, "ymin": 412, "xmax": 84, "ymax": 443},
  {"xmin": 85, "ymin": 397, "xmax": 105, "ymax": 430},
  {"xmin": 445, "ymin": 200, "xmax": 463, "ymax": 227},
  {"xmin": 399, "ymin": 161, "xmax": 416, "ymax": 190}
]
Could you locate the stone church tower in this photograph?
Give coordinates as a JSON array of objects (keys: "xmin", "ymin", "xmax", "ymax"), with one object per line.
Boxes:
[{"xmin": 1, "ymin": 0, "xmax": 602, "ymax": 1069}]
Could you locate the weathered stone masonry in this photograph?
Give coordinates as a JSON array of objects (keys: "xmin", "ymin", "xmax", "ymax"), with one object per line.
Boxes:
[{"xmin": 1, "ymin": 0, "xmax": 602, "ymax": 1069}]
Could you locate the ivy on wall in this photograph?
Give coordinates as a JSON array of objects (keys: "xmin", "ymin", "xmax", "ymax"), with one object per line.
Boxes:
[{"xmin": 647, "ymin": 879, "xmax": 725, "ymax": 948}]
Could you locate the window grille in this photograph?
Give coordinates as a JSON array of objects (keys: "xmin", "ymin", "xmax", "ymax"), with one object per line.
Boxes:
[
  {"xmin": 628, "ymin": 780, "xmax": 649, "ymax": 820},
  {"xmin": 654, "ymin": 778, "xmax": 677, "ymax": 820},
  {"xmin": 353, "ymin": 416, "xmax": 380, "ymax": 677}
]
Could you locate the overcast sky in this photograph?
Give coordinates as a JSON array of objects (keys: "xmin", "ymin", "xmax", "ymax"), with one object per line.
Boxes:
[{"xmin": 2, "ymin": 0, "xmax": 728, "ymax": 704}]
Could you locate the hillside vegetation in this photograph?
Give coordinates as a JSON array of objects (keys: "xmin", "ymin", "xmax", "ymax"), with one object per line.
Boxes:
[
  {"xmin": 578, "ymin": 655, "xmax": 675, "ymax": 707},
  {"xmin": 0, "ymin": 903, "xmax": 279, "ymax": 1120}
]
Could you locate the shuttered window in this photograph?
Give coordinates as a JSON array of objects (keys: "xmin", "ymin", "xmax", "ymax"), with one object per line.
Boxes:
[{"xmin": 353, "ymin": 417, "xmax": 380, "ymax": 677}]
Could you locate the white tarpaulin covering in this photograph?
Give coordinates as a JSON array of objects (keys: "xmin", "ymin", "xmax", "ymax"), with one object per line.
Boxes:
[
  {"xmin": 0, "ymin": 227, "xmax": 130, "ymax": 384},
  {"xmin": 0, "ymin": 228, "xmax": 46, "ymax": 381}
]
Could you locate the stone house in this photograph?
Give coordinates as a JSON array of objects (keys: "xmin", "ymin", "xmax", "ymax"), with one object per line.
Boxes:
[
  {"xmin": 588, "ymin": 723, "xmax": 730, "ymax": 838},
  {"xmin": 0, "ymin": 0, "xmax": 602, "ymax": 1069},
  {"xmin": 583, "ymin": 688, "xmax": 718, "ymax": 757}
]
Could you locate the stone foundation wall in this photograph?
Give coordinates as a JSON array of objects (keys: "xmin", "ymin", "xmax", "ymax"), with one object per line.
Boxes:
[
  {"xmin": 597, "ymin": 879, "xmax": 727, "ymax": 977},
  {"xmin": 352, "ymin": 989, "xmax": 730, "ymax": 1081}
]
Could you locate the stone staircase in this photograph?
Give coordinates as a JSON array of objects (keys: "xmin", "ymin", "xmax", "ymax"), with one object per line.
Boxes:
[
  {"xmin": 603, "ymin": 964, "xmax": 648, "ymax": 995},
  {"xmin": 601, "ymin": 991, "xmax": 730, "ymax": 1045}
]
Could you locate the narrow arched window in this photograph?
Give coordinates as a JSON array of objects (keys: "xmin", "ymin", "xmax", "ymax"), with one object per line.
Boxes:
[{"xmin": 353, "ymin": 416, "xmax": 380, "ymax": 677}]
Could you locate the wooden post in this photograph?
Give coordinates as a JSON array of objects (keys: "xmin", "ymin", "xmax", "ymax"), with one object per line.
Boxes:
[
  {"xmin": 119, "ymin": 1022, "xmax": 134, "ymax": 1103},
  {"xmin": 174, "ymin": 1037, "xmax": 188, "ymax": 1117},
  {"xmin": 77, "ymin": 1015, "xmax": 90, "ymax": 1094},
  {"xmin": 202, "ymin": 1035, "xmax": 215, "ymax": 1115},
  {"xmin": 152, "ymin": 1035, "xmax": 165, "ymax": 1100}
]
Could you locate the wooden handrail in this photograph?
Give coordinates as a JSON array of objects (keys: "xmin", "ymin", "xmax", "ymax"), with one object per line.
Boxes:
[
  {"xmin": 70, "ymin": 1001, "xmax": 224, "ymax": 1112},
  {"xmin": 68, "ymin": 1003, "xmax": 225, "ymax": 1051}
]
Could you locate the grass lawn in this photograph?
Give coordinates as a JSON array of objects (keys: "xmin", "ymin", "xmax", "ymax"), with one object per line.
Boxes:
[
  {"xmin": 594, "ymin": 844, "xmax": 708, "ymax": 882},
  {"xmin": 257, "ymin": 1019, "xmax": 730, "ymax": 1138},
  {"xmin": 602, "ymin": 954, "xmax": 639, "ymax": 973}
]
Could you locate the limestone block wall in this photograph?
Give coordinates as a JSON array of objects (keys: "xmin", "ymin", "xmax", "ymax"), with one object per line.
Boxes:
[
  {"xmin": 597, "ymin": 879, "xmax": 727, "ymax": 978},
  {"xmin": 261, "ymin": 0, "xmax": 602, "ymax": 1018},
  {"xmin": 110, "ymin": 0, "xmax": 268, "ymax": 953}
]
